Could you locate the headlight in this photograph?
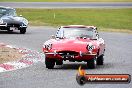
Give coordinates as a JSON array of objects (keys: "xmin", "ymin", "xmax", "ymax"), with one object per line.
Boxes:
[
  {"xmin": 22, "ymin": 18, "xmax": 28, "ymax": 25},
  {"xmin": 0, "ymin": 19, "xmax": 3, "ymax": 24},
  {"xmin": 86, "ymin": 43, "xmax": 95, "ymax": 51}
]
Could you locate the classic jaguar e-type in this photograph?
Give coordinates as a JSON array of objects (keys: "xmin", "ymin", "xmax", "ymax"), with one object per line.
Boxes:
[
  {"xmin": 0, "ymin": 6, "xmax": 28, "ymax": 34},
  {"xmin": 43, "ymin": 25, "xmax": 105, "ymax": 69}
]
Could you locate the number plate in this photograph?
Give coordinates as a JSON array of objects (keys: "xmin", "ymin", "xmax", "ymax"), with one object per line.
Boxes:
[
  {"xmin": 10, "ymin": 27, "xmax": 17, "ymax": 31},
  {"xmin": 62, "ymin": 55, "xmax": 75, "ymax": 59}
]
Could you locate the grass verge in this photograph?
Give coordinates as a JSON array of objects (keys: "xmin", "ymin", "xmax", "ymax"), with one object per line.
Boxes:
[
  {"xmin": 0, "ymin": 0, "xmax": 132, "ymax": 2},
  {"xmin": 17, "ymin": 8, "xmax": 132, "ymax": 33}
]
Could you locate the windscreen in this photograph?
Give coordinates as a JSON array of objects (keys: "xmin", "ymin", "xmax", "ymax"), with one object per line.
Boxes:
[
  {"xmin": 57, "ymin": 28, "xmax": 94, "ymax": 38},
  {"xmin": 0, "ymin": 8, "xmax": 17, "ymax": 17}
]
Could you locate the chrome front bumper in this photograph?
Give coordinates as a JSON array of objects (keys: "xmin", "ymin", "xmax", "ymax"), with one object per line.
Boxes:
[
  {"xmin": 45, "ymin": 50, "xmax": 97, "ymax": 56},
  {"xmin": 0, "ymin": 23, "xmax": 7, "ymax": 27}
]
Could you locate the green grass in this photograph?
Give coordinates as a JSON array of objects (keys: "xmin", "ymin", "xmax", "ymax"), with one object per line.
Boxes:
[
  {"xmin": 17, "ymin": 8, "xmax": 132, "ymax": 33},
  {"xmin": 0, "ymin": 0, "xmax": 132, "ymax": 2}
]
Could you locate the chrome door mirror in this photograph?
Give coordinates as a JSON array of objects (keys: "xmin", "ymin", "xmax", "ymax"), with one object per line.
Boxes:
[
  {"xmin": 96, "ymin": 34, "xmax": 99, "ymax": 39},
  {"xmin": 51, "ymin": 35, "xmax": 55, "ymax": 39}
]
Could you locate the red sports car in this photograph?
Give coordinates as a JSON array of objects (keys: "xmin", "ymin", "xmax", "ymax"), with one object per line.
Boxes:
[{"xmin": 43, "ymin": 25, "xmax": 105, "ymax": 69}]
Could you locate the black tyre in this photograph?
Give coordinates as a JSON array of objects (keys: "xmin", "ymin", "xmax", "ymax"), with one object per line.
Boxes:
[
  {"xmin": 97, "ymin": 55, "xmax": 104, "ymax": 65},
  {"xmin": 7, "ymin": 30, "xmax": 13, "ymax": 33},
  {"xmin": 56, "ymin": 60, "xmax": 63, "ymax": 65},
  {"xmin": 20, "ymin": 28, "xmax": 26, "ymax": 34},
  {"xmin": 87, "ymin": 57, "xmax": 97, "ymax": 69},
  {"xmin": 45, "ymin": 58, "xmax": 55, "ymax": 69}
]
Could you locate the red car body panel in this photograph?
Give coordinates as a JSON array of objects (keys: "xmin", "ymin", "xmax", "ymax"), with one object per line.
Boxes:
[{"xmin": 43, "ymin": 38, "xmax": 105, "ymax": 61}]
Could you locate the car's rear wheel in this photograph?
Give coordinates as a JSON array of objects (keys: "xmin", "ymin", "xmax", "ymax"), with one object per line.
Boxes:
[
  {"xmin": 45, "ymin": 58, "xmax": 55, "ymax": 69},
  {"xmin": 20, "ymin": 28, "xmax": 26, "ymax": 34},
  {"xmin": 87, "ymin": 57, "xmax": 97, "ymax": 69},
  {"xmin": 97, "ymin": 55, "xmax": 104, "ymax": 65}
]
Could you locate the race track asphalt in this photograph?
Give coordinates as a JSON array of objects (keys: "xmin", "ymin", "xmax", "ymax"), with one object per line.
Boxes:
[
  {"xmin": 0, "ymin": 2, "xmax": 132, "ymax": 8},
  {"xmin": 0, "ymin": 26, "xmax": 132, "ymax": 88}
]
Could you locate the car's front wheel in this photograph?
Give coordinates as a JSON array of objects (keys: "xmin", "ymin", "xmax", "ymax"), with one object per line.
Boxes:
[
  {"xmin": 45, "ymin": 58, "xmax": 55, "ymax": 69},
  {"xmin": 56, "ymin": 60, "xmax": 63, "ymax": 65},
  {"xmin": 20, "ymin": 28, "xmax": 26, "ymax": 34},
  {"xmin": 97, "ymin": 55, "xmax": 104, "ymax": 65},
  {"xmin": 87, "ymin": 57, "xmax": 97, "ymax": 69}
]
